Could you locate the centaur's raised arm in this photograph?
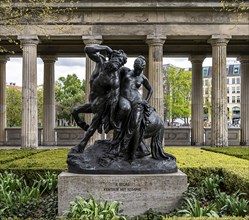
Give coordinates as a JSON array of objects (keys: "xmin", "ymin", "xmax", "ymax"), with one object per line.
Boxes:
[{"xmin": 84, "ymin": 44, "xmax": 113, "ymax": 63}]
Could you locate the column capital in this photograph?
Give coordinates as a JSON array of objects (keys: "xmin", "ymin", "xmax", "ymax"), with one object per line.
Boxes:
[
  {"xmin": 41, "ymin": 55, "xmax": 58, "ymax": 63},
  {"xmin": 238, "ymin": 55, "xmax": 249, "ymax": 63},
  {"xmin": 82, "ymin": 35, "xmax": 102, "ymax": 45},
  {"xmin": 0, "ymin": 55, "xmax": 10, "ymax": 63},
  {"xmin": 18, "ymin": 35, "xmax": 39, "ymax": 45},
  {"xmin": 146, "ymin": 35, "xmax": 166, "ymax": 46},
  {"xmin": 208, "ymin": 35, "xmax": 231, "ymax": 46},
  {"xmin": 189, "ymin": 55, "xmax": 206, "ymax": 63}
]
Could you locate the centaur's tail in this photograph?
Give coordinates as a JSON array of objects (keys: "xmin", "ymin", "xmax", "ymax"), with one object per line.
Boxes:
[{"xmin": 151, "ymin": 124, "xmax": 176, "ymax": 160}]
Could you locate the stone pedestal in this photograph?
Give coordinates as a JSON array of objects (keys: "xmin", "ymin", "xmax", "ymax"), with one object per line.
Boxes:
[{"xmin": 58, "ymin": 170, "xmax": 187, "ymax": 217}]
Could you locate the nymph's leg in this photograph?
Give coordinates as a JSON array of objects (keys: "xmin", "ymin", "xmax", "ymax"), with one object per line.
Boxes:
[
  {"xmin": 115, "ymin": 97, "xmax": 131, "ymax": 131},
  {"xmin": 129, "ymin": 104, "xmax": 144, "ymax": 161}
]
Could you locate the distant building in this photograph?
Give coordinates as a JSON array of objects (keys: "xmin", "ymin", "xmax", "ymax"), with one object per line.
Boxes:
[
  {"xmin": 203, "ymin": 61, "xmax": 241, "ymax": 125},
  {"xmin": 6, "ymin": 82, "xmax": 22, "ymax": 91}
]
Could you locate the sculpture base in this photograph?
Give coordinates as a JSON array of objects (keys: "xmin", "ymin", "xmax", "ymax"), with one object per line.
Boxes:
[
  {"xmin": 67, "ymin": 140, "xmax": 177, "ymax": 174},
  {"xmin": 58, "ymin": 170, "xmax": 187, "ymax": 216}
]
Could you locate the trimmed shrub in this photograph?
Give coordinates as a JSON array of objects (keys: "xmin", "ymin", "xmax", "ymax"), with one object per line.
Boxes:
[
  {"xmin": 165, "ymin": 148, "xmax": 249, "ymax": 196},
  {"xmin": 0, "ymin": 149, "xmax": 48, "ymax": 164},
  {"xmin": 0, "ymin": 148, "xmax": 248, "ymax": 196},
  {"xmin": 203, "ymin": 147, "xmax": 249, "ymax": 160}
]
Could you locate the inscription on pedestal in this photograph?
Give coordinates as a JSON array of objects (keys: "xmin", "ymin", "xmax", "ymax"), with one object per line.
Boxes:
[{"xmin": 104, "ymin": 182, "xmax": 141, "ymax": 192}]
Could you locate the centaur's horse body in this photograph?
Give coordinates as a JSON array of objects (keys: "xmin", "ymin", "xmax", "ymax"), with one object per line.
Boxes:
[{"xmin": 72, "ymin": 103, "xmax": 174, "ymax": 160}]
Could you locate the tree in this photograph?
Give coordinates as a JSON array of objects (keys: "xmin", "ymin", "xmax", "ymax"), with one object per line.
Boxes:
[
  {"xmin": 221, "ymin": 0, "xmax": 249, "ymax": 13},
  {"xmin": 164, "ymin": 66, "xmax": 192, "ymax": 124},
  {"xmin": 6, "ymin": 86, "xmax": 22, "ymax": 127},
  {"xmin": 55, "ymin": 74, "xmax": 85, "ymax": 124},
  {"xmin": 38, "ymin": 86, "xmax": 43, "ymax": 126},
  {"xmin": 0, "ymin": 0, "xmax": 77, "ymax": 53},
  {"xmin": 203, "ymin": 80, "xmax": 212, "ymax": 123}
]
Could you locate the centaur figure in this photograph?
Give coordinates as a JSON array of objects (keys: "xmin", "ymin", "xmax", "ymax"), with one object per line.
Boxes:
[{"xmin": 71, "ymin": 44, "xmax": 127, "ymax": 153}]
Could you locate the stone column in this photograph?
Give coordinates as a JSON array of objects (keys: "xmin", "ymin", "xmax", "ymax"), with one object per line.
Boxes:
[
  {"xmin": 18, "ymin": 35, "xmax": 39, "ymax": 149},
  {"xmin": 208, "ymin": 35, "xmax": 231, "ymax": 147},
  {"xmin": 238, "ymin": 55, "xmax": 249, "ymax": 145},
  {"xmin": 146, "ymin": 36, "xmax": 166, "ymax": 119},
  {"xmin": 82, "ymin": 36, "xmax": 102, "ymax": 145},
  {"xmin": 189, "ymin": 56, "xmax": 205, "ymax": 146},
  {"xmin": 41, "ymin": 56, "xmax": 57, "ymax": 146},
  {"xmin": 0, "ymin": 56, "xmax": 9, "ymax": 145}
]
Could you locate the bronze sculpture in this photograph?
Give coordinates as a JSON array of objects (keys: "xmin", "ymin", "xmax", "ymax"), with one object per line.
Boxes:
[{"xmin": 68, "ymin": 44, "xmax": 176, "ymax": 174}]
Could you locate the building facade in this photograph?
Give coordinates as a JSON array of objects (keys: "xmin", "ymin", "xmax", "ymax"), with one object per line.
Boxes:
[{"xmin": 203, "ymin": 62, "xmax": 241, "ymax": 126}]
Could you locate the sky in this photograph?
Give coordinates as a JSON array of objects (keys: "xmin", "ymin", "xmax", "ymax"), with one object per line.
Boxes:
[{"xmin": 6, "ymin": 57, "xmax": 238, "ymax": 86}]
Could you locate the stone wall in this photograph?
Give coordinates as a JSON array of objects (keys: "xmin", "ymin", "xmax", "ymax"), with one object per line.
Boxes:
[{"xmin": 3, "ymin": 127, "xmax": 241, "ymax": 146}]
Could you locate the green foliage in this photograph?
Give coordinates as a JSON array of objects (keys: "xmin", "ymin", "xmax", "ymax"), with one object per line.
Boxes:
[
  {"xmin": 0, "ymin": 148, "xmax": 69, "ymax": 170},
  {"xmin": 221, "ymin": 0, "xmax": 249, "ymax": 13},
  {"xmin": 38, "ymin": 86, "xmax": 44, "ymax": 126},
  {"xmin": 200, "ymin": 174, "xmax": 223, "ymax": 199},
  {"xmin": 0, "ymin": 149, "xmax": 47, "ymax": 164},
  {"xmin": 65, "ymin": 195, "xmax": 126, "ymax": 220},
  {"xmin": 163, "ymin": 217, "xmax": 249, "ymax": 220},
  {"xmin": 177, "ymin": 198, "xmax": 218, "ymax": 217},
  {"xmin": 0, "ymin": 0, "xmax": 77, "ymax": 53},
  {"xmin": 0, "ymin": 171, "xmax": 58, "ymax": 219},
  {"xmin": 6, "ymin": 86, "xmax": 22, "ymax": 127},
  {"xmin": 128, "ymin": 209, "xmax": 164, "ymax": 220},
  {"xmin": 216, "ymin": 191, "xmax": 249, "ymax": 217},
  {"xmin": 175, "ymin": 174, "xmax": 248, "ymax": 218},
  {"xmin": 203, "ymin": 146, "xmax": 249, "ymax": 160},
  {"xmin": 164, "ymin": 66, "xmax": 192, "ymax": 122},
  {"xmin": 165, "ymin": 147, "xmax": 249, "ymax": 196},
  {"xmin": 0, "ymin": 147, "xmax": 248, "ymax": 197},
  {"xmin": 35, "ymin": 171, "xmax": 58, "ymax": 194},
  {"xmin": 55, "ymin": 74, "xmax": 86, "ymax": 122},
  {"xmin": 6, "ymin": 86, "xmax": 43, "ymax": 127}
]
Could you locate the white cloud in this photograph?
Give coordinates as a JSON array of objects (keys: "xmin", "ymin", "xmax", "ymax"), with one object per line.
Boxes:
[{"xmin": 6, "ymin": 56, "xmax": 238, "ymax": 86}]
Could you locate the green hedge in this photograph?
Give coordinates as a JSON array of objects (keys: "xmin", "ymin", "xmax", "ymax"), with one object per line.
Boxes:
[
  {"xmin": 0, "ymin": 148, "xmax": 248, "ymax": 196},
  {"xmin": 0, "ymin": 149, "xmax": 48, "ymax": 164},
  {"xmin": 162, "ymin": 217, "xmax": 249, "ymax": 220},
  {"xmin": 165, "ymin": 147, "xmax": 249, "ymax": 196},
  {"xmin": 0, "ymin": 149, "xmax": 69, "ymax": 182},
  {"xmin": 202, "ymin": 146, "xmax": 249, "ymax": 160}
]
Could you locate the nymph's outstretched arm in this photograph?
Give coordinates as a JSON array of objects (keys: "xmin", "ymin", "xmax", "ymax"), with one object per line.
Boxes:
[{"xmin": 142, "ymin": 75, "xmax": 153, "ymax": 102}]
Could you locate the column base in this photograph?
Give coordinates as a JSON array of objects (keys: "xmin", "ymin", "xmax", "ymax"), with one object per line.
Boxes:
[
  {"xmin": 191, "ymin": 141, "xmax": 204, "ymax": 146},
  {"xmin": 240, "ymin": 141, "xmax": 249, "ymax": 146},
  {"xmin": 43, "ymin": 141, "xmax": 56, "ymax": 146}
]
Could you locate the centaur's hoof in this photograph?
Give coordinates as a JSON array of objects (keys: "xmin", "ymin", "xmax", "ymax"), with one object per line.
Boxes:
[
  {"xmin": 69, "ymin": 144, "xmax": 85, "ymax": 154},
  {"xmin": 78, "ymin": 121, "xmax": 89, "ymax": 131}
]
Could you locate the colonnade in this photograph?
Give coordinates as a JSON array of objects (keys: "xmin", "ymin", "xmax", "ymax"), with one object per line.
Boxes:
[{"xmin": 0, "ymin": 34, "xmax": 248, "ymax": 148}]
